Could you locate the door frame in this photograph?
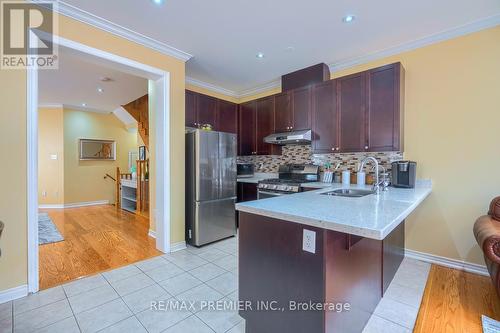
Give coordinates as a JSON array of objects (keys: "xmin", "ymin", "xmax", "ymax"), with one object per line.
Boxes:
[{"xmin": 27, "ymin": 36, "xmax": 172, "ymax": 293}]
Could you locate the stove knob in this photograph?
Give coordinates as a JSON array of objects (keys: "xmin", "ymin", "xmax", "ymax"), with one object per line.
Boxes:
[
  {"xmin": 263, "ymin": 184, "xmax": 269, "ymax": 189},
  {"xmin": 285, "ymin": 186, "xmax": 292, "ymax": 191},
  {"xmin": 271, "ymin": 185, "xmax": 277, "ymax": 190}
]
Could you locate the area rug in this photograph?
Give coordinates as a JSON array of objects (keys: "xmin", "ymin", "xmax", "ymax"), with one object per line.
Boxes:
[{"xmin": 38, "ymin": 213, "xmax": 64, "ymax": 245}]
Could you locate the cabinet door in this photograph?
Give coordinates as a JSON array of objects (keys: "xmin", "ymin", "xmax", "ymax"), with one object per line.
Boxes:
[
  {"xmin": 238, "ymin": 101, "xmax": 256, "ymax": 156},
  {"xmin": 291, "ymin": 86, "xmax": 312, "ymax": 130},
  {"xmin": 366, "ymin": 63, "xmax": 403, "ymax": 152},
  {"xmin": 312, "ymin": 80, "xmax": 338, "ymax": 153},
  {"xmin": 197, "ymin": 94, "xmax": 217, "ymax": 127},
  {"xmin": 338, "ymin": 73, "xmax": 366, "ymax": 152},
  {"xmin": 274, "ymin": 92, "xmax": 291, "ymax": 132},
  {"xmin": 185, "ymin": 90, "xmax": 197, "ymax": 127},
  {"xmin": 256, "ymin": 96, "xmax": 274, "ymax": 155},
  {"xmin": 237, "ymin": 182, "xmax": 258, "ymax": 202},
  {"xmin": 216, "ymin": 100, "xmax": 238, "ymax": 133}
]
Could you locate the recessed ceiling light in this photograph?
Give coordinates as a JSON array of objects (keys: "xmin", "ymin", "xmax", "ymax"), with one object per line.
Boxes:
[
  {"xmin": 152, "ymin": 0, "xmax": 164, "ymax": 4},
  {"xmin": 256, "ymin": 52, "xmax": 265, "ymax": 59},
  {"xmin": 343, "ymin": 15, "xmax": 355, "ymax": 23},
  {"xmin": 97, "ymin": 87, "xmax": 104, "ymax": 93},
  {"xmin": 81, "ymin": 103, "xmax": 87, "ymax": 107}
]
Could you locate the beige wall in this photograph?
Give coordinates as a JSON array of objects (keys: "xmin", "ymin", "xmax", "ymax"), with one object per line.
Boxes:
[
  {"xmin": 38, "ymin": 107, "xmax": 64, "ymax": 205},
  {"xmin": 236, "ymin": 26, "xmax": 500, "ymax": 266},
  {"xmin": 0, "ymin": 13, "xmax": 186, "ymax": 292},
  {"xmin": 63, "ymin": 109, "xmax": 137, "ymax": 204}
]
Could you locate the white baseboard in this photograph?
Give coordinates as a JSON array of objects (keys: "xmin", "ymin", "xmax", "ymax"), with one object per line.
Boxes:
[
  {"xmin": 171, "ymin": 241, "xmax": 187, "ymax": 252},
  {"xmin": 147, "ymin": 230, "xmax": 186, "ymax": 252},
  {"xmin": 405, "ymin": 249, "xmax": 489, "ymax": 276},
  {"xmin": 0, "ymin": 285, "xmax": 28, "ymax": 304},
  {"xmin": 39, "ymin": 200, "xmax": 110, "ymax": 209}
]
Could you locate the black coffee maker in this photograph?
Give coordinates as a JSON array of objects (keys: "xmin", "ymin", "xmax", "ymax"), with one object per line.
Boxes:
[{"xmin": 391, "ymin": 161, "xmax": 417, "ymax": 188}]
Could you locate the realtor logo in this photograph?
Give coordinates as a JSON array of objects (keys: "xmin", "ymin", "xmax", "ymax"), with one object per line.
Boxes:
[{"xmin": 1, "ymin": 0, "xmax": 58, "ymax": 69}]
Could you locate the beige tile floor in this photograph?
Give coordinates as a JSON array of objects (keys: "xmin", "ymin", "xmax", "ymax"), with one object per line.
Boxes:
[{"xmin": 0, "ymin": 234, "xmax": 429, "ymax": 333}]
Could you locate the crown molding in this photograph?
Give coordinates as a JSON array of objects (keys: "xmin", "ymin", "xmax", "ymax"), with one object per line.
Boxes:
[
  {"xmin": 237, "ymin": 80, "xmax": 281, "ymax": 98},
  {"xmin": 329, "ymin": 14, "xmax": 500, "ymax": 73},
  {"xmin": 31, "ymin": 0, "xmax": 193, "ymax": 62},
  {"xmin": 185, "ymin": 77, "xmax": 281, "ymax": 99},
  {"xmin": 186, "ymin": 76, "xmax": 239, "ymax": 97}
]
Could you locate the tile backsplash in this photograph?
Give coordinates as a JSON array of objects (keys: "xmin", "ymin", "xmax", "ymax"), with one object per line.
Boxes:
[{"xmin": 237, "ymin": 144, "xmax": 403, "ymax": 174}]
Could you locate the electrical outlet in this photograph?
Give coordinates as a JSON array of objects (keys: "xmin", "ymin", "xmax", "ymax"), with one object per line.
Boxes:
[
  {"xmin": 42, "ymin": 191, "xmax": 47, "ymax": 197},
  {"xmin": 303, "ymin": 229, "xmax": 316, "ymax": 254}
]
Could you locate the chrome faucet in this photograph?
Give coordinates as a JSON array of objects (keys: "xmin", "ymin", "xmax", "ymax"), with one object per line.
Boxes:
[{"xmin": 358, "ymin": 157, "xmax": 388, "ymax": 194}]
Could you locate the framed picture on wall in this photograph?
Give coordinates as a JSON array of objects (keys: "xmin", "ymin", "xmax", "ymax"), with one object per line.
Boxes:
[{"xmin": 139, "ymin": 146, "xmax": 146, "ymax": 160}]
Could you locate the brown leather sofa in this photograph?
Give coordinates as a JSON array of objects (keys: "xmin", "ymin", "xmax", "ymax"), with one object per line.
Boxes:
[{"xmin": 474, "ymin": 197, "xmax": 500, "ymax": 295}]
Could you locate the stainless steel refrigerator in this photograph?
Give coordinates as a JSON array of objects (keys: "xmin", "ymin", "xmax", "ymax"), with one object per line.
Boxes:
[{"xmin": 185, "ymin": 129, "xmax": 237, "ymax": 246}]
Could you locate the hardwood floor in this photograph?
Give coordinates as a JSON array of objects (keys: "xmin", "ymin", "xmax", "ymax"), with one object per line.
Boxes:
[
  {"xmin": 39, "ymin": 205, "xmax": 161, "ymax": 290},
  {"xmin": 415, "ymin": 264, "xmax": 500, "ymax": 333}
]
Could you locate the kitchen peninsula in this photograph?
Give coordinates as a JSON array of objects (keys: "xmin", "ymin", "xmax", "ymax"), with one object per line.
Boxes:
[{"xmin": 235, "ymin": 182, "xmax": 431, "ymax": 333}]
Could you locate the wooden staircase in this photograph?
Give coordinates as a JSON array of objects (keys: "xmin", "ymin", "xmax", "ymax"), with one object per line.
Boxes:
[{"xmin": 122, "ymin": 94, "xmax": 149, "ymax": 149}]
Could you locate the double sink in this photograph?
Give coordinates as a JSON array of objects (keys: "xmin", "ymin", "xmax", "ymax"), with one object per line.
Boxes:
[{"xmin": 321, "ymin": 188, "xmax": 375, "ymax": 198}]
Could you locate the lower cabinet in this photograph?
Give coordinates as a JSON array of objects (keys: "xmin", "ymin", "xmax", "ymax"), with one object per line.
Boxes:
[
  {"xmin": 237, "ymin": 182, "xmax": 258, "ymax": 202},
  {"xmin": 236, "ymin": 182, "xmax": 258, "ymax": 228}
]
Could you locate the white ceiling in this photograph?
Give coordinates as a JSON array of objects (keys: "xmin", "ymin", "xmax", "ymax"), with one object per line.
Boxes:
[
  {"xmin": 39, "ymin": 46, "xmax": 148, "ymax": 112},
  {"xmin": 60, "ymin": 0, "xmax": 500, "ymax": 95}
]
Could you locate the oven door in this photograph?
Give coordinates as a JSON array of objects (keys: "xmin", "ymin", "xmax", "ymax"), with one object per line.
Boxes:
[{"xmin": 257, "ymin": 190, "xmax": 289, "ymax": 200}]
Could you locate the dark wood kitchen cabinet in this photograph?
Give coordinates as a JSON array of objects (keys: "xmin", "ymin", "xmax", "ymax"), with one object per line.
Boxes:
[
  {"xmin": 185, "ymin": 90, "xmax": 197, "ymax": 128},
  {"xmin": 196, "ymin": 94, "xmax": 217, "ymax": 127},
  {"xmin": 237, "ymin": 182, "xmax": 258, "ymax": 202},
  {"xmin": 238, "ymin": 101, "xmax": 257, "ymax": 156},
  {"xmin": 274, "ymin": 87, "xmax": 312, "ymax": 132},
  {"xmin": 274, "ymin": 91, "xmax": 291, "ymax": 132},
  {"xmin": 365, "ymin": 63, "xmax": 404, "ymax": 152},
  {"xmin": 185, "ymin": 90, "xmax": 238, "ymax": 133},
  {"xmin": 216, "ymin": 99, "xmax": 238, "ymax": 133},
  {"xmin": 255, "ymin": 96, "xmax": 275, "ymax": 155},
  {"xmin": 238, "ymin": 97, "xmax": 275, "ymax": 156},
  {"xmin": 290, "ymin": 86, "xmax": 312, "ymax": 131},
  {"xmin": 312, "ymin": 80, "xmax": 338, "ymax": 153},
  {"xmin": 337, "ymin": 72, "xmax": 367, "ymax": 153}
]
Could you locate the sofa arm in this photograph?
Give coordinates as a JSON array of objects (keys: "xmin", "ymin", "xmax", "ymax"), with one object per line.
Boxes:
[{"xmin": 484, "ymin": 236, "xmax": 500, "ymax": 265}]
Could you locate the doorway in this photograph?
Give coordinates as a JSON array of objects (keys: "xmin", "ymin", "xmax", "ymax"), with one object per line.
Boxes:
[{"xmin": 27, "ymin": 36, "xmax": 171, "ymax": 293}]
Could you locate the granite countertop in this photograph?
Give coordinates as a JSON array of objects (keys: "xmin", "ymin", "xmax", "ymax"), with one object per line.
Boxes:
[
  {"xmin": 236, "ymin": 181, "xmax": 432, "ymax": 240},
  {"xmin": 237, "ymin": 173, "xmax": 278, "ymax": 184}
]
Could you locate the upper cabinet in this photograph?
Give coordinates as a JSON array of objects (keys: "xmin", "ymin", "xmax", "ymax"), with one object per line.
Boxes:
[
  {"xmin": 196, "ymin": 94, "xmax": 217, "ymax": 127},
  {"xmin": 238, "ymin": 101, "xmax": 257, "ymax": 156},
  {"xmin": 185, "ymin": 90, "xmax": 238, "ymax": 133},
  {"xmin": 290, "ymin": 86, "xmax": 312, "ymax": 131},
  {"xmin": 185, "ymin": 90, "xmax": 197, "ymax": 128},
  {"xmin": 255, "ymin": 96, "xmax": 275, "ymax": 155},
  {"xmin": 187, "ymin": 62, "xmax": 404, "ymax": 156},
  {"xmin": 216, "ymin": 99, "xmax": 238, "ymax": 134},
  {"xmin": 274, "ymin": 92, "xmax": 291, "ymax": 132},
  {"xmin": 311, "ymin": 62, "xmax": 404, "ymax": 153},
  {"xmin": 312, "ymin": 80, "xmax": 338, "ymax": 153},
  {"xmin": 337, "ymin": 72, "xmax": 367, "ymax": 153},
  {"xmin": 365, "ymin": 63, "xmax": 404, "ymax": 152}
]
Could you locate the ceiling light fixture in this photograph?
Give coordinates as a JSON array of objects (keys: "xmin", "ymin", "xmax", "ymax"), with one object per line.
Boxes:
[
  {"xmin": 152, "ymin": 0, "xmax": 164, "ymax": 4},
  {"xmin": 97, "ymin": 87, "xmax": 104, "ymax": 93},
  {"xmin": 81, "ymin": 103, "xmax": 87, "ymax": 107},
  {"xmin": 256, "ymin": 52, "xmax": 265, "ymax": 59},
  {"xmin": 343, "ymin": 15, "xmax": 355, "ymax": 23}
]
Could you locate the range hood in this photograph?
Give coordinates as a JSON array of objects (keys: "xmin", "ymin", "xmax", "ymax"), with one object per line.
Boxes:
[{"xmin": 264, "ymin": 129, "xmax": 312, "ymax": 145}]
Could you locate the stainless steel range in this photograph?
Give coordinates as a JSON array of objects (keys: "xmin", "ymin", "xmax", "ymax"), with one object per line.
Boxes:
[{"xmin": 257, "ymin": 164, "xmax": 319, "ymax": 199}]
